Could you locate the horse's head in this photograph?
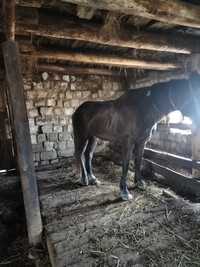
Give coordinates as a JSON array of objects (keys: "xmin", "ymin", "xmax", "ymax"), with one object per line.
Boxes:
[{"xmin": 180, "ymin": 72, "xmax": 200, "ymax": 126}]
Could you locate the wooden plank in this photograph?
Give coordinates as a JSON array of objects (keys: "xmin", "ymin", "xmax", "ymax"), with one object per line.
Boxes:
[
  {"xmin": 2, "ymin": 40, "xmax": 42, "ymax": 246},
  {"xmin": 144, "ymin": 159, "xmax": 200, "ymax": 201},
  {"xmin": 144, "ymin": 148, "xmax": 196, "ymax": 170},
  {"xmin": 61, "ymin": 0, "xmax": 200, "ymax": 28},
  {"xmin": 16, "ymin": 19, "xmax": 200, "ymax": 54},
  {"xmin": 31, "ymin": 50, "xmax": 180, "ymax": 71}
]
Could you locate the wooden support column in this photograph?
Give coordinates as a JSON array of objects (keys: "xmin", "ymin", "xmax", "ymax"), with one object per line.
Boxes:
[
  {"xmin": 192, "ymin": 127, "xmax": 200, "ymax": 178},
  {"xmin": 2, "ymin": 40, "xmax": 43, "ymax": 246}
]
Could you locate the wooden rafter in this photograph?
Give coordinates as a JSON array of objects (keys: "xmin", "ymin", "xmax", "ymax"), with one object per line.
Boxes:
[
  {"xmin": 16, "ymin": 0, "xmax": 200, "ymax": 28},
  {"xmin": 16, "ymin": 19, "xmax": 200, "ymax": 55},
  {"xmin": 30, "ymin": 50, "xmax": 180, "ymax": 71}
]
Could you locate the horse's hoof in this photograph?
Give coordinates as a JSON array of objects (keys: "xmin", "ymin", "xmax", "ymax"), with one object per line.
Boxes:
[
  {"xmin": 136, "ymin": 180, "xmax": 146, "ymax": 190},
  {"xmin": 80, "ymin": 178, "xmax": 89, "ymax": 186},
  {"xmin": 120, "ymin": 191, "xmax": 133, "ymax": 201},
  {"xmin": 89, "ymin": 177, "xmax": 101, "ymax": 186}
]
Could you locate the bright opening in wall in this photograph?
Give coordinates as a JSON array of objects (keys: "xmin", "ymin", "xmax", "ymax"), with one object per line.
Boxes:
[{"xmin": 168, "ymin": 111, "xmax": 192, "ymax": 135}]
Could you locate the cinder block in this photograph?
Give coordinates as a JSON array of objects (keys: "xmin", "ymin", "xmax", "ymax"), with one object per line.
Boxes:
[
  {"xmin": 44, "ymin": 141, "xmax": 54, "ymax": 151},
  {"xmin": 42, "ymin": 125, "xmax": 53, "ymax": 133},
  {"xmin": 37, "ymin": 134, "xmax": 46, "ymax": 143},
  {"xmin": 40, "ymin": 150, "xmax": 57, "ymax": 160}
]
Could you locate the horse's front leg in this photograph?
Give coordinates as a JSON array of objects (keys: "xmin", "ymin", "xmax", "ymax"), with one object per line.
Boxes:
[
  {"xmin": 120, "ymin": 141, "xmax": 133, "ymax": 201},
  {"xmin": 85, "ymin": 137, "xmax": 101, "ymax": 185},
  {"xmin": 134, "ymin": 142, "xmax": 146, "ymax": 190}
]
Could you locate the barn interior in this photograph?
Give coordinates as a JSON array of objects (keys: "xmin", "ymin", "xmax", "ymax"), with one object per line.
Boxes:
[{"xmin": 1, "ymin": 1, "xmax": 200, "ymax": 266}]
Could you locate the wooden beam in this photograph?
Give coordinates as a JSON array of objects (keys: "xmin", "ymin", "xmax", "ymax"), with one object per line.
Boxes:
[
  {"xmin": 143, "ymin": 159, "xmax": 200, "ymax": 201},
  {"xmin": 30, "ymin": 50, "xmax": 180, "ymax": 71},
  {"xmin": 16, "ymin": 20, "xmax": 200, "ymax": 54},
  {"xmin": 130, "ymin": 70, "xmax": 189, "ymax": 89},
  {"xmin": 2, "ymin": 41, "xmax": 43, "ymax": 246},
  {"xmin": 60, "ymin": 0, "xmax": 200, "ymax": 29},
  {"xmin": 5, "ymin": 0, "xmax": 16, "ymax": 40},
  {"xmin": 36, "ymin": 64, "xmax": 122, "ymax": 76}
]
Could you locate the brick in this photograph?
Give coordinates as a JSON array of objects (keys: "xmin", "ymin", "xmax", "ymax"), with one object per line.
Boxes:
[
  {"xmin": 33, "ymin": 82, "xmax": 43, "ymax": 90},
  {"xmin": 71, "ymin": 76, "xmax": 76, "ymax": 82},
  {"xmin": 47, "ymin": 133, "xmax": 58, "ymax": 142},
  {"xmin": 40, "ymin": 150, "xmax": 57, "ymax": 160},
  {"xmin": 51, "ymin": 159, "xmax": 59, "ymax": 164},
  {"xmin": 40, "ymin": 107, "xmax": 53, "ymax": 116},
  {"xmin": 113, "ymin": 81, "xmax": 120, "ymax": 91},
  {"xmin": 54, "ymin": 108, "xmax": 63, "ymax": 116},
  {"xmin": 44, "ymin": 141, "xmax": 54, "ymax": 151},
  {"xmin": 41, "ymin": 160, "xmax": 50, "ymax": 165},
  {"xmin": 64, "ymin": 108, "xmax": 74, "ymax": 116},
  {"xmin": 59, "ymin": 117, "xmax": 67, "ymax": 125},
  {"xmin": 28, "ymin": 118, "xmax": 35, "ymax": 127},
  {"xmin": 43, "ymin": 81, "xmax": 51, "ymax": 90},
  {"xmin": 24, "ymin": 83, "xmax": 32, "ymax": 91},
  {"xmin": 82, "ymin": 91, "xmax": 90, "ymax": 98},
  {"xmin": 70, "ymin": 83, "xmax": 76, "ymax": 91},
  {"xmin": 35, "ymin": 100, "xmax": 46, "ymax": 107},
  {"xmin": 37, "ymin": 134, "xmax": 46, "ymax": 143},
  {"xmin": 31, "ymin": 134, "xmax": 37, "ymax": 144},
  {"xmin": 29, "ymin": 125, "xmax": 38, "ymax": 134},
  {"xmin": 35, "ymin": 117, "xmax": 49, "ymax": 126},
  {"xmin": 37, "ymin": 90, "xmax": 48, "ymax": 98},
  {"xmin": 42, "ymin": 72, "xmax": 49, "ymax": 81},
  {"xmin": 60, "ymin": 82, "xmax": 68, "ymax": 90},
  {"xmin": 58, "ymin": 141, "xmax": 67, "ymax": 151},
  {"xmin": 33, "ymin": 152, "xmax": 40, "ymax": 162},
  {"xmin": 63, "ymin": 101, "xmax": 71, "ymax": 108},
  {"xmin": 42, "ymin": 125, "xmax": 53, "ymax": 133},
  {"xmin": 58, "ymin": 148, "xmax": 74, "ymax": 157},
  {"xmin": 62, "ymin": 75, "xmax": 70, "ymax": 82},
  {"xmin": 26, "ymin": 100, "xmax": 34, "ymax": 109},
  {"xmin": 71, "ymin": 99, "xmax": 79, "ymax": 107},
  {"xmin": 26, "ymin": 90, "xmax": 37, "ymax": 100},
  {"xmin": 47, "ymin": 99, "xmax": 56, "ymax": 107},
  {"xmin": 58, "ymin": 132, "xmax": 69, "ymax": 141},
  {"xmin": 28, "ymin": 108, "xmax": 39, "ymax": 118},
  {"xmin": 57, "ymin": 99, "xmax": 63, "ymax": 107},
  {"xmin": 53, "ymin": 74, "xmax": 60, "ymax": 81},
  {"xmin": 32, "ymin": 143, "xmax": 43, "ymax": 153},
  {"xmin": 53, "ymin": 125, "xmax": 63, "ymax": 133},
  {"xmin": 65, "ymin": 91, "xmax": 73, "ymax": 99}
]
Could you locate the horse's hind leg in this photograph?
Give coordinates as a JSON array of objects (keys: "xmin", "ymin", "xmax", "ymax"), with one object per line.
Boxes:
[
  {"xmin": 120, "ymin": 139, "xmax": 134, "ymax": 201},
  {"xmin": 134, "ymin": 141, "xmax": 146, "ymax": 190},
  {"xmin": 76, "ymin": 138, "xmax": 89, "ymax": 186},
  {"xmin": 85, "ymin": 136, "xmax": 100, "ymax": 185}
]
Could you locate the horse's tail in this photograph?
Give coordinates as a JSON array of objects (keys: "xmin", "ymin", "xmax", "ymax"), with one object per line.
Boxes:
[{"xmin": 72, "ymin": 111, "xmax": 81, "ymax": 174}]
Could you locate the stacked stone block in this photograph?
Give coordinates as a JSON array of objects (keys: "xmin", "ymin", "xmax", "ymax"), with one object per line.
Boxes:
[
  {"xmin": 147, "ymin": 126, "xmax": 192, "ymax": 157},
  {"xmin": 24, "ymin": 74, "xmax": 123, "ymax": 166}
]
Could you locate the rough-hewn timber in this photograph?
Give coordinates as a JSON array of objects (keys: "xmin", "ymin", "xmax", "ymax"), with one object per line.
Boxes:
[
  {"xmin": 2, "ymin": 41, "xmax": 43, "ymax": 246},
  {"xmin": 31, "ymin": 50, "xmax": 180, "ymax": 70},
  {"xmin": 16, "ymin": 19, "xmax": 200, "ymax": 54}
]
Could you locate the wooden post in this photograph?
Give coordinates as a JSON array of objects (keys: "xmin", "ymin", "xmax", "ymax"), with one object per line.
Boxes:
[
  {"xmin": 2, "ymin": 40, "xmax": 43, "ymax": 246},
  {"xmin": 192, "ymin": 127, "xmax": 200, "ymax": 178}
]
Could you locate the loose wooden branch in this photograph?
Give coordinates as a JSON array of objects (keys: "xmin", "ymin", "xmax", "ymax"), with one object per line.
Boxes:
[
  {"xmin": 36, "ymin": 64, "xmax": 122, "ymax": 76},
  {"xmin": 16, "ymin": 19, "xmax": 200, "ymax": 54},
  {"xmin": 30, "ymin": 50, "xmax": 180, "ymax": 71}
]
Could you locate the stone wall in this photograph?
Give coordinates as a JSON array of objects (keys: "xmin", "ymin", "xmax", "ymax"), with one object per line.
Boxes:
[
  {"xmin": 147, "ymin": 126, "xmax": 192, "ymax": 157},
  {"xmin": 24, "ymin": 73, "xmax": 123, "ymax": 166}
]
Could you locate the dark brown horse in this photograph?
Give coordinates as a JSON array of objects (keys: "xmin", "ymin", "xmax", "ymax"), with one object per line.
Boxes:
[{"xmin": 72, "ymin": 73, "xmax": 200, "ymax": 201}]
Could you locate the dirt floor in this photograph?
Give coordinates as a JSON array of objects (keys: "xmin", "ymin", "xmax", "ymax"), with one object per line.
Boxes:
[{"xmin": 1, "ymin": 156, "xmax": 200, "ymax": 267}]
